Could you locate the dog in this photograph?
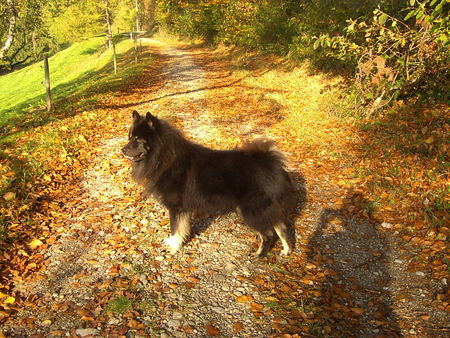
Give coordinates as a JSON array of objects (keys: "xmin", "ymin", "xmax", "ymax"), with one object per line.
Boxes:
[{"xmin": 122, "ymin": 111, "xmax": 296, "ymax": 256}]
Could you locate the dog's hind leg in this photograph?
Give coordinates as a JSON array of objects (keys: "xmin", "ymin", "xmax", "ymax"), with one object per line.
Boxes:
[
  {"xmin": 164, "ymin": 211, "xmax": 191, "ymax": 254},
  {"xmin": 274, "ymin": 223, "xmax": 293, "ymax": 256},
  {"xmin": 255, "ymin": 229, "xmax": 274, "ymax": 257}
]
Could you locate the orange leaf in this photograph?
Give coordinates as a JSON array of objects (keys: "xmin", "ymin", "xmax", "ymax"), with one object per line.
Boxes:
[
  {"xmin": 249, "ymin": 302, "xmax": 264, "ymax": 312},
  {"xmin": 76, "ymin": 308, "xmax": 91, "ymax": 317},
  {"xmin": 183, "ymin": 324, "xmax": 194, "ymax": 334},
  {"xmin": 232, "ymin": 322, "xmax": 244, "ymax": 333},
  {"xmin": 128, "ymin": 319, "xmax": 145, "ymax": 329},
  {"xmin": 188, "ymin": 276, "xmax": 200, "ymax": 283},
  {"xmin": 236, "ymin": 295, "xmax": 253, "ymax": 303},
  {"xmin": 350, "ymin": 307, "xmax": 365, "ymax": 315},
  {"xmin": 205, "ymin": 324, "xmax": 220, "ymax": 336}
]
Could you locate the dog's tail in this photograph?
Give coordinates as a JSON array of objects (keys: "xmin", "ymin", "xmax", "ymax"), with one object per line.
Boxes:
[{"xmin": 241, "ymin": 137, "xmax": 288, "ymax": 167}]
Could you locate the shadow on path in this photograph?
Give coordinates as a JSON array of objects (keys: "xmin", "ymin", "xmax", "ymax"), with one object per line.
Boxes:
[{"xmin": 307, "ymin": 190, "xmax": 400, "ymax": 336}]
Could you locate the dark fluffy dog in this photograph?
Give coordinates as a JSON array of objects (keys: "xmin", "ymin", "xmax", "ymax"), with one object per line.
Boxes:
[{"xmin": 122, "ymin": 111, "xmax": 296, "ymax": 256}]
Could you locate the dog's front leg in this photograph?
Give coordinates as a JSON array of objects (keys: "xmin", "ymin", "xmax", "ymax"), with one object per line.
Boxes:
[{"xmin": 163, "ymin": 211, "xmax": 191, "ymax": 254}]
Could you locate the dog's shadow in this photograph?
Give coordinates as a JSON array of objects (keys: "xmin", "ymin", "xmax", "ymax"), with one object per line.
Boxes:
[{"xmin": 188, "ymin": 170, "xmax": 307, "ymax": 255}]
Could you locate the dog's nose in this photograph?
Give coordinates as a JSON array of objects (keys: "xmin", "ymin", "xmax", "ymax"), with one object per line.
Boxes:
[{"xmin": 121, "ymin": 146, "xmax": 128, "ymax": 155}]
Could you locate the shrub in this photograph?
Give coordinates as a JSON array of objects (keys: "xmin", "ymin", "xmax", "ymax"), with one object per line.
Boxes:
[{"xmin": 313, "ymin": 0, "xmax": 449, "ymax": 115}]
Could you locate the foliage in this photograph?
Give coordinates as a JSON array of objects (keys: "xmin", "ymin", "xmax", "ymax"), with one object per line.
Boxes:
[
  {"xmin": 0, "ymin": 0, "xmax": 141, "ymax": 70},
  {"xmin": 157, "ymin": 1, "xmax": 223, "ymax": 43},
  {"xmin": 154, "ymin": 0, "xmax": 448, "ymax": 114},
  {"xmin": 0, "ymin": 0, "xmax": 49, "ymax": 69},
  {"xmin": 46, "ymin": 0, "xmax": 105, "ymax": 44},
  {"xmin": 313, "ymin": 0, "xmax": 449, "ymax": 115},
  {"xmin": 112, "ymin": 0, "xmax": 137, "ymax": 33}
]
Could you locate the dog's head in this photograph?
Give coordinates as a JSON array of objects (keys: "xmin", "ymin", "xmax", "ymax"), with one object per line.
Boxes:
[{"xmin": 122, "ymin": 110, "xmax": 159, "ymax": 162}]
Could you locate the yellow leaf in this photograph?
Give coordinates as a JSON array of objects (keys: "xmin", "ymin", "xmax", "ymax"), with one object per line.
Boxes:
[
  {"xmin": 424, "ymin": 136, "xmax": 434, "ymax": 144},
  {"xmin": 42, "ymin": 319, "xmax": 52, "ymax": 326},
  {"xmin": 236, "ymin": 295, "xmax": 253, "ymax": 303},
  {"xmin": 264, "ymin": 296, "xmax": 278, "ymax": 302},
  {"xmin": 29, "ymin": 239, "xmax": 43, "ymax": 249},
  {"xmin": 4, "ymin": 297, "xmax": 15, "ymax": 304}
]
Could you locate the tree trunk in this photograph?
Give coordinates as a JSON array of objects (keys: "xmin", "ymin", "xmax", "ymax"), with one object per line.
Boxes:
[
  {"xmin": 135, "ymin": 0, "xmax": 140, "ymax": 31},
  {"xmin": 32, "ymin": 30, "xmax": 37, "ymax": 59},
  {"xmin": 104, "ymin": 0, "xmax": 113, "ymax": 49},
  {"xmin": 43, "ymin": 54, "xmax": 52, "ymax": 112},
  {"xmin": 104, "ymin": 0, "xmax": 117, "ymax": 74},
  {"xmin": 0, "ymin": 0, "xmax": 18, "ymax": 61}
]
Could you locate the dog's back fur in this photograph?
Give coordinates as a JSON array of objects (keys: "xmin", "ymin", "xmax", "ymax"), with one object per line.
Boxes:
[{"xmin": 123, "ymin": 111, "xmax": 296, "ymax": 256}]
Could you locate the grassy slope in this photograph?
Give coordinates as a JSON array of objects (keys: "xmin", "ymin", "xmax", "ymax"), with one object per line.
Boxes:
[{"xmin": 0, "ymin": 36, "xmax": 134, "ymax": 137}]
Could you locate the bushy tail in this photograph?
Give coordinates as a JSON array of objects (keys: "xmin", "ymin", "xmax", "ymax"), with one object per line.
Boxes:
[{"xmin": 241, "ymin": 137, "xmax": 288, "ymax": 168}]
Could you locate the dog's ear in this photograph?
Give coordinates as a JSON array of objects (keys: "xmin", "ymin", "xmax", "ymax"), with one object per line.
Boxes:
[
  {"xmin": 132, "ymin": 110, "xmax": 140, "ymax": 121},
  {"xmin": 145, "ymin": 112, "xmax": 158, "ymax": 128}
]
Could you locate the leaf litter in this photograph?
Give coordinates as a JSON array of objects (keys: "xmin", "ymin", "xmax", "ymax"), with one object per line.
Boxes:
[{"xmin": 0, "ymin": 39, "xmax": 448, "ymax": 337}]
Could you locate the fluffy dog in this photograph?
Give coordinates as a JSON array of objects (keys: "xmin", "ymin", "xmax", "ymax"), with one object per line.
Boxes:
[{"xmin": 122, "ymin": 111, "xmax": 296, "ymax": 256}]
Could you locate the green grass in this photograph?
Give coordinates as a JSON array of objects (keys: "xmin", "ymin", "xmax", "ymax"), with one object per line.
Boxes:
[
  {"xmin": 0, "ymin": 35, "xmax": 135, "ymax": 139},
  {"xmin": 106, "ymin": 296, "xmax": 134, "ymax": 314}
]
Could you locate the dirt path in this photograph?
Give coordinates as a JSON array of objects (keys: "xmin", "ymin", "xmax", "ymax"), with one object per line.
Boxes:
[{"xmin": 2, "ymin": 39, "xmax": 448, "ymax": 337}]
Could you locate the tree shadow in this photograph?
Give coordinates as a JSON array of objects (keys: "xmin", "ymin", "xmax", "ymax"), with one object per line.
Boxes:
[{"xmin": 306, "ymin": 190, "xmax": 400, "ymax": 336}]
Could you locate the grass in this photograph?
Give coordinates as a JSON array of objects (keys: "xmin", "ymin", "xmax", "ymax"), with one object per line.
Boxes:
[
  {"xmin": 0, "ymin": 35, "xmax": 135, "ymax": 141},
  {"xmin": 106, "ymin": 296, "xmax": 134, "ymax": 314}
]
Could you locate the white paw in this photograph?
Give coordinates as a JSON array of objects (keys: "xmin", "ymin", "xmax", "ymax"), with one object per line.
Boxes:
[
  {"xmin": 163, "ymin": 235, "xmax": 182, "ymax": 254},
  {"xmin": 281, "ymin": 247, "xmax": 292, "ymax": 256}
]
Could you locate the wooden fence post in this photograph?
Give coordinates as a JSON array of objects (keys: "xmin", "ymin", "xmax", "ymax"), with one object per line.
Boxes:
[
  {"xmin": 134, "ymin": 35, "xmax": 138, "ymax": 64},
  {"xmin": 112, "ymin": 43, "xmax": 117, "ymax": 74},
  {"xmin": 43, "ymin": 53, "xmax": 51, "ymax": 112}
]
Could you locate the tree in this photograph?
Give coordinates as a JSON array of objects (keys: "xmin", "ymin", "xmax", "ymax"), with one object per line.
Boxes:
[
  {"xmin": 0, "ymin": 0, "xmax": 17, "ymax": 62},
  {"xmin": 0, "ymin": 0, "xmax": 49, "ymax": 69}
]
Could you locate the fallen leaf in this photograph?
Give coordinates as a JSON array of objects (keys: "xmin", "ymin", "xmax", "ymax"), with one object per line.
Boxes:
[
  {"xmin": 205, "ymin": 324, "xmax": 220, "ymax": 336},
  {"xmin": 3, "ymin": 192, "xmax": 16, "ymax": 201},
  {"xmin": 232, "ymin": 322, "xmax": 244, "ymax": 333},
  {"xmin": 350, "ymin": 307, "xmax": 365, "ymax": 315},
  {"xmin": 29, "ymin": 239, "xmax": 43, "ymax": 250},
  {"xmin": 236, "ymin": 295, "xmax": 254, "ymax": 303},
  {"xmin": 183, "ymin": 324, "xmax": 194, "ymax": 334},
  {"xmin": 249, "ymin": 302, "xmax": 264, "ymax": 312}
]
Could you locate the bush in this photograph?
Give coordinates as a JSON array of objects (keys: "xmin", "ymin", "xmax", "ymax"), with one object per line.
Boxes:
[
  {"xmin": 252, "ymin": 1, "xmax": 297, "ymax": 54},
  {"xmin": 313, "ymin": 0, "xmax": 449, "ymax": 115}
]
